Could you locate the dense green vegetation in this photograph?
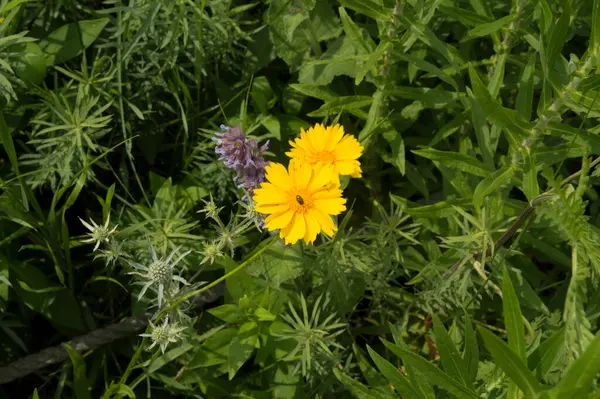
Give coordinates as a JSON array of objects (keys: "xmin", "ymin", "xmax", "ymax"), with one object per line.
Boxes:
[{"xmin": 2, "ymin": 0, "xmax": 600, "ymax": 398}]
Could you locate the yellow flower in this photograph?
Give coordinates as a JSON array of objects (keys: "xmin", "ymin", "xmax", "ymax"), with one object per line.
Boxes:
[
  {"xmin": 286, "ymin": 123, "xmax": 363, "ymax": 178},
  {"xmin": 0, "ymin": 17, "xmax": 4, "ymax": 23},
  {"xmin": 253, "ymin": 162, "xmax": 346, "ymax": 245}
]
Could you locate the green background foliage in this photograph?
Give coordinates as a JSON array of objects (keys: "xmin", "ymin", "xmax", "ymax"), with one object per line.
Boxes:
[{"xmin": 1, "ymin": 0, "xmax": 600, "ymax": 397}]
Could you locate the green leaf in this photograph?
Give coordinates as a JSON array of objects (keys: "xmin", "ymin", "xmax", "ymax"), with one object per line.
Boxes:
[
  {"xmin": 188, "ymin": 328, "xmax": 238, "ymax": 368},
  {"xmin": 245, "ymin": 240, "xmax": 303, "ymax": 289},
  {"xmin": 593, "ymin": 0, "xmax": 600, "ymax": 60},
  {"xmin": 462, "ymin": 312, "xmax": 479, "ymax": 384},
  {"xmin": 148, "ymin": 342, "xmax": 195, "ymax": 374},
  {"xmin": 208, "ymin": 304, "xmax": 246, "ymax": 324},
  {"xmin": 468, "ymin": 67, "xmax": 533, "ymax": 145},
  {"xmin": 553, "ymin": 330, "xmax": 600, "ymax": 396},
  {"xmin": 473, "ymin": 165, "xmax": 514, "ymax": 209},
  {"xmin": 336, "ymin": 0, "xmax": 390, "ymax": 21},
  {"xmin": 546, "ymin": 122, "xmax": 600, "ymax": 155},
  {"xmin": 228, "ymin": 321, "xmax": 258, "ymax": 380},
  {"xmin": 40, "ymin": 18, "xmax": 110, "ymax": 65},
  {"xmin": 515, "ymin": 57, "xmax": 536, "ymax": 121},
  {"xmin": 333, "ymin": 368, "xmax": 390, "ymax": 399},
  {"xmin": 251, "ymin": 76, "xmax": 276, "ymax": 114},
  {"xmin": 12, "ymin": 42, "xmax": 46, "ymax": 87},
  {"xmin": 478, "ymin": 327, "xmax": 542, "ymax": 398},
  {"xmin": 541, "ymin": 3, "xmax": 570, "ymax": 79},
  {"xmin": 307, "ymin": 95, "xmax": 372, "ymax": 117},
  {"xmin": 502, "ymin": 267, "xmax": 527, "ymax": 361},
  {"xmin": 463, "ymin": 14, "xmax": 516, "ymax": 41},
  {"xmin": 338, "ymin": 6, "xmax": 374, "ymax": 54},
  {"xmin": 366, "ymin": 345, "xmax": 423, "ymax": 399},
  {"xmin": 381, "ymin": 339, "xmax": 480, "ymax": 399},
  {"xmin": 62, "ymin": 343, "xmax": 91, "ymax": 399},
  {"xmin": 528, "ymin": 327, "xmax": 566, "ymax": 379},
  {"xmin": 412, "ymin": 148, "xmax": 491, "ymax": 177},
  {"xmin": 522, "ymin": 150, "xmax": 539, "ymax": 202},
  {"xmin": 432, "ymin": 314, "xmax": 472, "ymax": 389}
]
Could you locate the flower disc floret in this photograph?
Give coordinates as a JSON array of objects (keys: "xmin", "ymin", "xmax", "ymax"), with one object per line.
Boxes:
[
  {"xmin": 252, "ymin": 162, "xmax": 346, "ymax": 245},
  {"xmin": 286, "ymin": 123, "xmax": 363, "ymax": 178}
]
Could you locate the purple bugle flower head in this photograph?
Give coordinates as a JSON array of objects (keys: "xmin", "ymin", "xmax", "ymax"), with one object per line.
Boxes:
[{"xmin": 214, "ymin": 125, "xmax": 270, "ymax": 198}]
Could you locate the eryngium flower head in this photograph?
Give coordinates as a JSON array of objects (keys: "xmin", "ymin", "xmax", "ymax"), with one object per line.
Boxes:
[
  {"xmin": 128, "ymin": 238, "xmax": 190, "ymax": 308},
  {"xmin": 80, "ymin": 213, "xmax": 118, "ymax": 251},
  {"xmin": 214, "ymin": 125, "xmax": 269, "ymax": 196},
  {"xmin": 140, "ymin": 316, "xmax": 186, "ymax": 354}
]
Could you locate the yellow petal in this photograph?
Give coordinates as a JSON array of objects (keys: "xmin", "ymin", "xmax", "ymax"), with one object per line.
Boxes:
[
  {"xmin": 311, "ymin": 209, "xmax": 336, "ymax": 236},
  {"xmin": 289, "ymin": 159, "xmax": 311, "ymax": 189},
  {"xmin": 264, "ymin": 163, "xmax": 290, "ymax": 189},
  {"xmin": 314, "ymin": 197, "xmax": 346, "ymax": 215},
  {"xmin": 256, "ymin": 203, "xmax": 288, "ymax": 215},
  {"xmin": 308, "ymin": 164, "xmax": 337, "ymax": 191},
  {"xmin": 253, "ymin": 183, "xmax": 288, "ymax": 206},
  {"xmin": 325, "ymin": 124, "xmax": 345, "ymax": 152},
  {"xmin": 335, "ymin": 160, "xmax": 361, "ymax": 176},
  {"xmin": 303, "ymin": 212, "xmax": 321, "ymax": 244},
  {"xmin": 333, "ymin": 135, "xmax": 363, "ymax": 160},
  {"xmin": 282, "ymin": 213, "xmax": 305, "ymax": 245},
  {"xmin": 265, "ymin": 209, "xmax": 294, "ymax": 230}
]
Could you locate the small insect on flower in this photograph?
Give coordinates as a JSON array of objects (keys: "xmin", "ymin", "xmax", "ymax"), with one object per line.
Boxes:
[
  {"xmin": 79, "ymin": 213, "xmax": 118, "ymax": 251},
  {"xmin": 128, "ymin": 238, "xmax": 190, "ymax": 308},
  {"xmin": 286, "ymin": 123, "xmax": 364, "ymax": 178},
  {"xmin": 253, "ymin": 162, "xmax": 346, "ymax": 245},
  {"xmin": 139, "ymin": 316, "xmax": 186, "ymax": 354}
]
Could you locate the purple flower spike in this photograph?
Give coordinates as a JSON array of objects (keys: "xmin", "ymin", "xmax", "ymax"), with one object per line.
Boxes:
[{"xmin": 214, "ymin": 125, "xmax": 270, "ymax": 198}]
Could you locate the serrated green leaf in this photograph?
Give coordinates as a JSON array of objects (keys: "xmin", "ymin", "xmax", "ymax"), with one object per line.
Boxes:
[
  {"xmin": 473, "ymin": 165, "xmax": 514, "ymax": 209},
  {"xmin": 468, "ymin": 66, "xmax": 533, "ymax": 146},
  {"xmin": 478, "ymin": 327, "xmax": 542, "ymax": 399},
  {"xmin": 432, "ymin": 314, "xmax": 472, "ymax": 389},
  {"xmin": 367, "ymin": 345, "xmax": 423, "ymax": 399},
  {"xmin": 381, "ymin": 339, "xmax": 479, "ymax": 399},
  {"xmin": 527, "ymin": 327, "xmax": 566, "ymax": 380},
  {"xmin": 413, "ymin": 148, "xmax": 491, "ymax": 177}
]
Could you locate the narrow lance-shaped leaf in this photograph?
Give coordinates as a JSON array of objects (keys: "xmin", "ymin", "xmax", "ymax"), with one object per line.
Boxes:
[
  {"xmin": 381, "ymin": 339, "xmax": 480, "ymax": 399},
  {"xmin": 462, "ymin": 311, "xmax": 479, "ymax": 384},
  {"xmin": 473, "ymin": 165, "xmax": 514, "ymax": 210},
  {"xmin": 468, "ymin": 66, "xmax": 533, "ymax": 147},
  {"xmin": 432, "ymin": 314, "xmax": 472, "ymax": 390},
  {"xmin": 366, "ymin": 345, "xmax": 424, "ymax": 399},
  {"xmin": 413, "ymin": 148, "xmax": 492, "ymax": 177},
  {"xmin": 478, "ymin": 327, "xmax": 542, "ymax": 399}
]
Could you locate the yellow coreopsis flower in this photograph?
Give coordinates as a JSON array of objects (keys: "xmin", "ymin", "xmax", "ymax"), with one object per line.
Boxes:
[
  {"xmin": 286, "ymin": 123, "xmax": 363, "ymax": 178},
  {"xmin": 253, "ymin": 161, "xmax": 346, "ymax": 245}
]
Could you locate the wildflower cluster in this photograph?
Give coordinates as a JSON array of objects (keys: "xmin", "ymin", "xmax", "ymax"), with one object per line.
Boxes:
[
  {"xmin": 253, "ymin": 124, "xmax": 363, "ymax": 245},
  {"xmin": 214, "ymin": 125, "xmax": 269, "ymax": 197}
]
